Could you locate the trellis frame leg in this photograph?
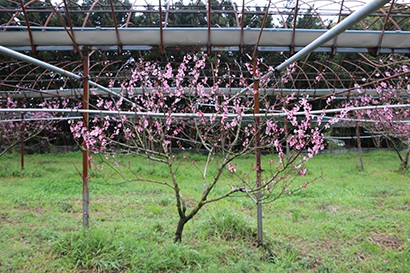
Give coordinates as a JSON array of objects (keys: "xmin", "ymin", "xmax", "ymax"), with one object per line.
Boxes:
[
  {"xmin": 253, "ymin": 57, "xmax": 263, "ymax": 246},
  {"xmin": 82, "ymin": 46, "xmax": 90, "ymax": 229},
  {"xmin": 20, "ymin": 113, "xmax": 25, "ymax": 171}
]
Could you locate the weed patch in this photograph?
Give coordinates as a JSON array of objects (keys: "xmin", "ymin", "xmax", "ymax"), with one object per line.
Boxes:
[
  {"xmin": 0, "ymin": 150, "xmax": 409, "ymax": 272},
  {"xmin": 198, "ymin": 208, "xmax": 257, "ymax": 241}
]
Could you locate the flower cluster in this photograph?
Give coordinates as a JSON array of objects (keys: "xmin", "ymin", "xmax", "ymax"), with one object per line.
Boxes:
[{"xmin": 67, "ymin": 53, "xmax": 336, "ymax": 198}]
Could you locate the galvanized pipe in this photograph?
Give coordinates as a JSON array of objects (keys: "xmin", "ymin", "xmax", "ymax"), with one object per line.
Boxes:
[
  {"xmin": 275, "ymin": 0, "xmax": 391, "ymax": 72},
  {"xmin": 227, "ymin": 0, "xmax": 392, "ymax": 102},
  {"xmin": 20, "ymin": 113, "xmax": 25, "ymax": 171},
  {"xmin": 0, "ymin": 45, "xmax": 132, "ymax": 103},
  {"xmin": 2, "ymin": 104, "xmax": 409, "ymax": 118},
  {"xmin": 82, "ymin": 46, "xmax": 90, "ymax": 229},
  {"xmin": 0, "ymin": 116, "xmax": 82, "ymax": 123}
]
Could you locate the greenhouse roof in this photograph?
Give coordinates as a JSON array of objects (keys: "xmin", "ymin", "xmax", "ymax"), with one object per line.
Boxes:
[
  {"xmin": 1, "ymin": 27, "xmax": 409, "ymax": 53},
  {"xmin": 0, "ymin": 0, "xmax": 409, "ymax": 98}
]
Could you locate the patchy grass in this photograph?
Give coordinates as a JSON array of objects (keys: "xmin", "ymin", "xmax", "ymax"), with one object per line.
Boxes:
[{"xmin": 0, "ymin": 150, "xmax": 408, "ymax": 272}]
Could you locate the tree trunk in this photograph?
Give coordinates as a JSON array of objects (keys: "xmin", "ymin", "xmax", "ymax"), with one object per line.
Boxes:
[
  {"xmin": 399, "ymin": 147, "xmax": 409, "ymax": 172},
  {"xmin": 174, "ymin": 217, "xmax": 187, "ymax": 243},
  {"xmin": 356, "ymin": 122, "xmax": 364, "ymax": 171}
]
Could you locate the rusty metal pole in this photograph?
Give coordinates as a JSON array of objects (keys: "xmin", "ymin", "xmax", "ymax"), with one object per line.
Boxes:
[
  {"xmin": 207, "ymin": 0, "xmax": 211, "ymax": 55},
  {"xmin": 159, "ymin": 0, "xmax": 164, "ymax": 53},
  {"xmin": 253, "ymin": 57, "xmax": 263, "ymax": 246},
  {"xmin": 82, "ymin": 46, "xmax": 90, "ymax": 229},
  {"xmin": 284, "ymin": 116, "xmax": 290, "ymax": 161},
  {"xmin": 20, "ymin": 113, "xmax": 25, "ymax": 171}
]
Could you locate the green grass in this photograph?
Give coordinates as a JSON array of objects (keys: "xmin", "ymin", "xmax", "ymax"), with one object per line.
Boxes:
[{"xmin": 0, "ymin": 150, "xmax": 408, "ymax": 272}]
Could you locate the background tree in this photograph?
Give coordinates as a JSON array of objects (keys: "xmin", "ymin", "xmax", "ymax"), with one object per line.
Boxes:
[
  {"xmin": 344, "ymin": 57, "xmax": 410, "ymax": 171},
  {"xmin": 0, "ymin": 97, "xmax": 64, "ymax": 156}
]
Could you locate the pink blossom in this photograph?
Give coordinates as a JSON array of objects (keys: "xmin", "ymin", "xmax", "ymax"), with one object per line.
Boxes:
[{"xmin": 228, "ymin": 162, "xmax": 237, "ymax": 174}]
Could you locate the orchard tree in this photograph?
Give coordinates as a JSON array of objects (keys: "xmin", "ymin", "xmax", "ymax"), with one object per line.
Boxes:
[
  {"xmin": 0, "ymin": 97, "xmax": 63, "ymax": 156},
  {"xmin": 346, "ymin": 59, "xmax": 410, "ymax": 172},
  {"xmin": 69, "ymin": 53, "xmax": 335, "ymax": 242}
]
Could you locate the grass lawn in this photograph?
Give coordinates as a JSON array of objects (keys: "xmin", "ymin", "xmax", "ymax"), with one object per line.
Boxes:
[{"xmin": 0, "ymin": 150, "xmax": 408, "ymax": 272}]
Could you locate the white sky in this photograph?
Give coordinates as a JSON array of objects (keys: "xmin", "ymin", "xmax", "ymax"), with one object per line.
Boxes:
[
  {"xmin": 142, "ymin": 0, "xmax": 409, "ymax": 10},
  {"xmin": 139, "ymin": 0, "xmax": 396, "ymax": 25},
  {"xmin": 141, "ymin": 0, "xmax": 363, "ymax": 8}
]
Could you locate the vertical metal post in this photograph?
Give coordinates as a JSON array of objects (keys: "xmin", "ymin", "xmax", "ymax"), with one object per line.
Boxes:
[
  {"xmin": 82, "ymin": 46, "xmax": 90, "ymax": 229},
  {"xmin": 159, "ymin": 0, "xmax": 164, "ymax": 53},
  {"xmin": 207, "ymin": 0, "xmax": 212, "ymax": 55},
  {"xmin": 290, "ymin": 0, "xmax": 299, "ymax": 55},
  {"xmin": 20, "ymin": 113, "xmax": 25, "ymax": 171},
  {"xmin": 284, "ymin": 116, "xmax": 290, "ymax": 161},
  {"xmin": 240, "ymin": 0, "xmax": 245, "ymax": 54},
  {"xmin": 253, "ymin": 57, "xmax": 263, "ymax": 246}
]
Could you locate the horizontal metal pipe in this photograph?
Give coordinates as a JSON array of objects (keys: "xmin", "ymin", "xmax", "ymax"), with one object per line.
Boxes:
[
  {"xmin": 1, "ymin": 104, "xmax": 408, "ymax": 119},
  {"xmin": 319, "ymin": 116, "xmax": 410, "ymax": 124},
  {"xmin": 326, "ymin": 135, "xmax": 382, "ymax": 139},
  {"xmin": 3, "ymin": 87, "xmax": 401, "ymax": 99},
  {"xmin": 0, "ymin": 116, "xmax": 82, "ymax": 123}
]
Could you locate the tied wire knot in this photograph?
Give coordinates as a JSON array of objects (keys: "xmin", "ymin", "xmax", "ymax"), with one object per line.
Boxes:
[{"xmin": 78, "ymin": 73, "xmax": 91, "ymax": 81}]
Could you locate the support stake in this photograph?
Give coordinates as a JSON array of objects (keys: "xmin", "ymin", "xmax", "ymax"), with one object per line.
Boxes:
[
  {"xmin": 82, "ymin": 46, "xmax": 90, "ymax": 229},
  {"xmin": 253, "ymin": 57, "xmax": 263, "ymax": 246},
  {"xmin": 20, "ymin": 113, "xmax": 25, "ymax": 171}
]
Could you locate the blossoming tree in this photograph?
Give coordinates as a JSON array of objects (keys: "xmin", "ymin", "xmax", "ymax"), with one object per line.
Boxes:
[
  {"xmin": 346, "ymin": 60, "xmax": 410, "ymax": 172},
  {"xmin": 0, "ymin": 97, "xmax": 60, "ymax": 157},
  {"xmin": 69, "ymin": 53, "xmax": 334, "ymax": 242}
]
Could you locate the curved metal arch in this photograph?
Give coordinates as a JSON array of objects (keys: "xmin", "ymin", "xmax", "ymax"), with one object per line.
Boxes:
[
  {"xmin": 352, "ymin": 59, "xmax": 402, "ymax": 90},
  {"xmin": 2, "ymin": 0, "xmax": 407, "ymax": 30},
  {"xmin": 4, "ymin": 0, "xmax": 36, "ymax": 28},
  {"xmin": 2, "ymin": 62, "xmax": 35, "ymax": 84},
  {"xmin": 313, "ymin": 60, "xmax": 347, "ymax": 90},
  {"xmin": 16, "ymin": 65, "xmax": 43, "ymax": 92},
  {"xmin": 92, "ymin": 59, "xmax": 128, "ymax": 84},
  {"xmin": 30, "ymin": 60, "xmax": 75, "ymax": 92},
  {"xmin": 0, "ymin": 60, "xmax": 17, "ymax": 76},
  {"xmin": 332, "ymin": 0, "xmax": 367, "ymax": 30},
  {"xmin": 324, "ymin": 59, "xmax": 359, "ymax": 90},
  {"xmin": 43, "ymin": 60, "xmax": 82, "ymax": 90},
  {"xmin": 43, "ymin": 1, "xmax": 65, "ymax": 28},
  {"xmin": 82, "ymin": 0, "xmax": 100, "ymax": 28},
  {"xmin": 343, "ymin": 59, "xmax": 375, "ymax": 85},
  {"xmin": 31, "ymin": 68, "xmax": 59, "ymax": 93},
  {"xmin": 79, "ymin": 0, "xmax": 132, "ymax": 28},
  {"xmin": 286, "ymin": 60, "xmax": 310, "ymax": 90},
  {"xmin": 269, "ymin": 1, "xmax": 288, "ymax": 28},
  {"xmin": 297, "ymin": 0, "xmax": 328, "ymax": 29},
  {"xmin": 310, "ymin": 61, "xmax": 335, "ymax": 90},
  {"xmin": 123, "ymin": 0, "xmax": 141, "ymax": 28},
  {"xmin": 341, "ymin": 58, "xmax": 371, "ymax": 83},
  {"xmin": 297, "ymin": 61, "xmax": 331, "ymax": 91},
  {"xmin": 392, "ymin": 3, "xmax": 410, "ymax": 31},
  {"xmin": 358, "ymin": 53, "xmax": 409, "ymax": 72},
  {"xmin": 0, "ymin": 0, "xmax": 408, "ymax": 102}
]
